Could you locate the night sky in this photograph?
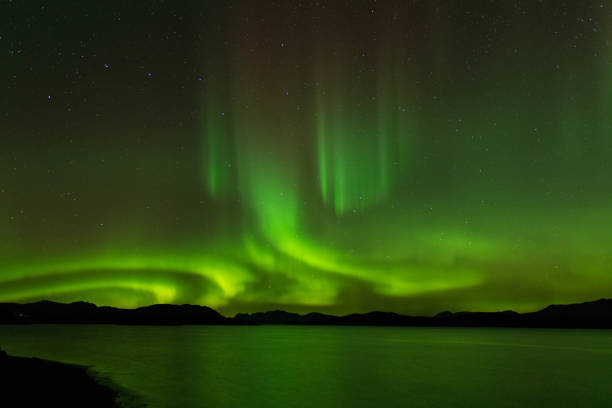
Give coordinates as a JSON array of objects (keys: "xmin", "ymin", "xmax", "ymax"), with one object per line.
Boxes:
[{"xmin": 2, "ymin": 1, "xmax": 612, "ymax": 316}]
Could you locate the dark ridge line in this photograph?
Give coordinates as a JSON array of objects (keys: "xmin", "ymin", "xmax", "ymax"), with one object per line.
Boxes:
[
  {"xmin": 0, "ymin": 299, "xmax": 612, "ymax": 328},
  {"xmin": 1, "ymin": 298, "xmax": 611, "ymax": 328}
]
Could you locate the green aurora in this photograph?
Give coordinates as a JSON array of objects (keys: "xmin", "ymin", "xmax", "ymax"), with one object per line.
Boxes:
[{"xmin": 2, "ymin": 1, "xmax": 612, "ymax": 315}]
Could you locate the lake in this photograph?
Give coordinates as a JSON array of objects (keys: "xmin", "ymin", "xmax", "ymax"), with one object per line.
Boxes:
[{"xmin": 1, "ymin": 325, "xmax": 611, "ymax": 407}]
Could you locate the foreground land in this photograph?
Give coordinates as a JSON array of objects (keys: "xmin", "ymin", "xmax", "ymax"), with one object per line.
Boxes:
[
  {"xmin": 0, "ymin": 349, "xmax": 120, "ymax": 407},
  {"xmin": 0, "ymin": 298, "xmax": 611, "ymax": 328}
]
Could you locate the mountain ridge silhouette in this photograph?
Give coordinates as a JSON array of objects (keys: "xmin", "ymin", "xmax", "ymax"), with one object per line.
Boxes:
[{"xmin": 1, "ymin": 298, "xmax": 611, "ymax": 328}]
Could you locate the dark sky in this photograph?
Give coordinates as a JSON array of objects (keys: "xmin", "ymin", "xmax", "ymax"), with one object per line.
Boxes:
[{"xmin": 2, "ymin": 0, "xmax": 612, "ymax": 316}]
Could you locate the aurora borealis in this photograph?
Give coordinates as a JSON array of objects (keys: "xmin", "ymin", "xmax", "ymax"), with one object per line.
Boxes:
[{"xmin": 2, "ymin": 0, "xmax": 612, "ymax": 316}]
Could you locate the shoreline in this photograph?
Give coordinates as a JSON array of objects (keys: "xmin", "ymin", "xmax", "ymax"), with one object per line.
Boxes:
[{"xmin": 0, "ymin": 349, "xmax": 124, "ymax": 407}]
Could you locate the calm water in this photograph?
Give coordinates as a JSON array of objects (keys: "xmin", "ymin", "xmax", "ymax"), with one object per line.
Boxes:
[{"xmin": 1, "ymin": 325, "xmax": 611, "ymax": 407}]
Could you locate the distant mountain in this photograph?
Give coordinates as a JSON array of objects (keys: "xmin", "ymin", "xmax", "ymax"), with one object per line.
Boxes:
[
  {"xmin": 233, "ymin": 299, "xmax": 612, "ymax": 328},
  {"xmin": 233, "ymin": 309, "xmax": 523, "ymax": 327},
  {"xmin": 234, "ymin": 310, "xmax": 337, "ymax": 325},
  {"xmin": 523, "ymin": 298, "xmax": 612, "ymax": 328},
  {"xmin": 1, "ymin": 299, "xmax": 611, "ymax": 327},
  {"xmin": 0, "ymin": 301, "xmax": 230, "ymax": 325}
]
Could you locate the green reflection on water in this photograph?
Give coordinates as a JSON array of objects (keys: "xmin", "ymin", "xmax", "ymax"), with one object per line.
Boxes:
[{"xmin": 1, "ymin": 326, "xmax": 610, "ymax": 408}]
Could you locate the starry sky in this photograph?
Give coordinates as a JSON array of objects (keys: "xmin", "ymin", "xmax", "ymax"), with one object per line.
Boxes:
[{"xmin": 2, "ymin": 0, "xmax": 612, "ymax": 316}]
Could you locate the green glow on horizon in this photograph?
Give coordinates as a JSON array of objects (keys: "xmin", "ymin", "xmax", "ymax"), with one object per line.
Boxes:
[{"xmin": 0, "ymin": 252, "xmax": 253, "ymax": 306}]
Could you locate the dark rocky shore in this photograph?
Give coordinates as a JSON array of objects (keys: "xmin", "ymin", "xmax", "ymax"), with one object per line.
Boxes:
[{"xmin": 0, "ymin": 348, "xmax": 121, "ymax": 407}]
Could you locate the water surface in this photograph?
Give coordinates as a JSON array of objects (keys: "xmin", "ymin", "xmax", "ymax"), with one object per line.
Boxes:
[{"xmin": 1, "ymin": 325, "xmax": 610, "ymax": 407}]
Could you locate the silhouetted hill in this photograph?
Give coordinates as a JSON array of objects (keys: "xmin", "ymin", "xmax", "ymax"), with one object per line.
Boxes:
[
  {"xmin": 531, "ymin": 298, "xmax": 612, "ymax": 318},
  {"xmin": 523, "ymin": 298, "xmax": 612, "ymax": 328},
  {"xmin": 233, "ymin": 309, "xmax": 523, "ymax": 327},
  {"xmin": 1, "ymin": 299, "xmax": 612, "ymax": 327},
  {"xmin": 234, "ymin": 310, "xmax": 303, "ymax": 324},
  {"xmin": 233, "ymin": 299, "xmax": 612, "ymax": 328},
  {"xmin": 0, "ymin": 301, "xmax": 231, "ymax": 325}
]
